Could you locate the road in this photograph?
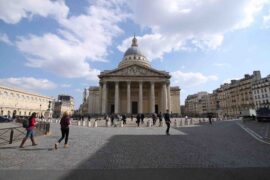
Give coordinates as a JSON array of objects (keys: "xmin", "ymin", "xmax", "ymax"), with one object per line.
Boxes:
[{"xmin": 1, "ymin": 120, "xmax": 270, "ymax": 180}]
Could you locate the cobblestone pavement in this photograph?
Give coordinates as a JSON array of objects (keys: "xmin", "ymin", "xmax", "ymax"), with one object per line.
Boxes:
[
  {"xmin": 1, "ymin": 120, "xmax": 270, "ymax": 180},
  {"xmin": 239, "ymin": 120, "xmax": 270, "ymax": 143}
]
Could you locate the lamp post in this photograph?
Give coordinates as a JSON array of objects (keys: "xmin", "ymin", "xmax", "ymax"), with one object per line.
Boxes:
[{"xmin": 40, "ymin": 104, "xmax": 42, "ymax": 118}]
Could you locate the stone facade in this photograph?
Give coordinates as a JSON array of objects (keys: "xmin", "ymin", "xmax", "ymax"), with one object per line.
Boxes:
[
  {"xmin": 184, "ymin": 92, "xmax": 209, "ymax": 116},
  {"xmin": 252, "ymin": 75, "xmax": 270, "ymax": 109},
  {"xmin": 185, "ymin": 71, "xmax": 265, "ymax": 118},
  {"xmin": 0, "ymin": 85, "xmax": 54, "ymax": 117},
  {"xmin": 83, "ymin": 37, "xmax": 181, "ymax": 115},
  {"xmin": 53, "ymin": 95, "xmax": 74, "ymax": 118}
]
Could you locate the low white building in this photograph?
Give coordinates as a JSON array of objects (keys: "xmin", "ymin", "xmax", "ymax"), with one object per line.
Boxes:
[{"xmin": 0, "ymin": 85, "xmax": 54, "ymax": 117}]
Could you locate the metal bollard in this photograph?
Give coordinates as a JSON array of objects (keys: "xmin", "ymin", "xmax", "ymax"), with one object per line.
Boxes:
[
  {"xmin": 120, "ymin": 121, "xmax": 124, "ymax": 127},
  {"xmin": 174, "ymin": 119, "xmax": 177, "ymax": 127},
  {"xmin": 190, "ymin": 118, "xmax": 193, "ymax": 125},
  {"xmin": 9, "ymin": 129, "xmax": 14, "ymax": 144},
  {"xmin": 87, "ymin": 121, "xmax": 91, "ymax": 127},
  {"xmin": 77, "ymin": 121, "xmax": 81, "ymax": 126},
  {"xmin": 94, "ymin": 121, "xmax": 98, "ymax": 127},
  {"xmin": 82, "ymin": 120, "xmax": 86, "ymax": 126},
  {"xmin": 147, "ymin": 120, "xmax": 152, "ymax": 127}
]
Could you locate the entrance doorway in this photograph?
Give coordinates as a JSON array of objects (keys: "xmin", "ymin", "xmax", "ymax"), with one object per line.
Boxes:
[
  {"xmin": 132, "ymin": 101, "xmax": 138, "ymax": 114},
  {"xmin": 12, "ymin": 110, "xmax": 17, "ymax": 118},
  {"xmin": 110, "ymin": 104, "xmax": 115, "ymax": 114},
  {"xmin": 155, "ymin": 105, "xmax": 159, "ymax": 114}
]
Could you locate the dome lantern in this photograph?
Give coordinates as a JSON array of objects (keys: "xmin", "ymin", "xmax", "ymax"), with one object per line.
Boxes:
[{"xmin": 118, "ymin": 35, "xmax": 151, "ymax": 68}]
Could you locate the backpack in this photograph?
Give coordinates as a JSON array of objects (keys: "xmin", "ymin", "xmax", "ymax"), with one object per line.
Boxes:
[{"xmin": 22, "ymin": 118, "xmax": 30, "ymax": 128}]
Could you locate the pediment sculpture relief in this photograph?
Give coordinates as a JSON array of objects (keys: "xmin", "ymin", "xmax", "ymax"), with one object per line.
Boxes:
[{"xmin": 111, "ymin": 66, "xmax": 160, "ymax": 76}]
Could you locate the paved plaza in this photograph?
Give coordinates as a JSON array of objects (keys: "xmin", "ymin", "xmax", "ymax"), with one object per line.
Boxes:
[{"xmin": 1, "ymin": 120, "xmax": 270, "ymax": 180}]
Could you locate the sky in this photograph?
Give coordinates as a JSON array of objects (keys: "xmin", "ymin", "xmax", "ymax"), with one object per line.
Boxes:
[{"xmin": 0, "ymin": 0, "xmax": 270, "ymax": 109}]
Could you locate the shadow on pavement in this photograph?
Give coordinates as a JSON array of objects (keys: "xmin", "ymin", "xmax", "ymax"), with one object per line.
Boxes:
[
  {"xmin": 19, "ymin": 147, "xmax": 54, "ymax": 151},
  {"xmin": 59, "ymin": 131, "xmax": 270, "ymax": 180}
]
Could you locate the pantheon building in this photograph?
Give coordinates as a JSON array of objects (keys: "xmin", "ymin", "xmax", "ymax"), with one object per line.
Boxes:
[{"xmin": 83, "ymin": 36, "xmax": 181, "ymax": 115}]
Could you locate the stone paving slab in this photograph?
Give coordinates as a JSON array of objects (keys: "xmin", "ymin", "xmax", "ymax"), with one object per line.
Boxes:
[
  {"xmin": 1, "ymin": 120, "xmax": 270, "ymax": 171},
  {"xmin": 240, "ymin": 120, "xmax": 270, "ymax": 143}
]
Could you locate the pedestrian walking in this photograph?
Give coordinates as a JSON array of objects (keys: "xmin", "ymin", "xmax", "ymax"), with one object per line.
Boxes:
[
  {"xmin": 136, "ymin": 113, "xmax": 140, "ymax": 127},
  {"xmin": 20, "ymin": 112, "xmax": 38, "ymax": 148},
  {"xmin": 141, "ymin": 113, "xmax": 145, "ymax": 124},
  {"xmin": 55, "ymin": 112, "xmax": 70, "ymax": 149},
  {"xmin": 110, "ymin": 113, "xmax": 115, "ymax": 125},
  {"xmin": 208, "ymin": 114, "xmax": 212, "ymax": 125},
  {"xmin": 158, "ymin": 112, "xmax": 163, "ymax": 127},
  {"xmin": 152, "ymin": 113, "xmax": 157, "ymax": 126},
  {"xmin": 122, "ymin": 114, "xmax": 127, "ymax": 125},
  {"xmin": 164, "ymin": 110, "xmax": 171, "ymax": 135}
]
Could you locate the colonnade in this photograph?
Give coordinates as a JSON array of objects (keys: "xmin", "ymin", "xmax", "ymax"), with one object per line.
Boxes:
[{"xmin": 101, "ymin": 81, "xmax": 171, "ymax": 114}]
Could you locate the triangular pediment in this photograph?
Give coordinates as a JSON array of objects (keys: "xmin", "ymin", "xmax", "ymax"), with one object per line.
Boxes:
[{"xmin": 100, "ymin": 64, "xmax": 170, "ymax": 77}]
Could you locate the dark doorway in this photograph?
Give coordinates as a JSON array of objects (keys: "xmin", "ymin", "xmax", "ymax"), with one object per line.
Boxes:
[
  {"xmin": 155, "ymin": 105, "xmax": 158, "ymax": 114},
  {"xmin": 12, "ymin": 110, "xmax": 17, "ymax": 119},
  {"xmin": 132, "ymin": 102, "xmax": 138, "ymax": 114},
  {"xmin": 110, "ymin": 104, "xmax": 115, "ymax": 114}
]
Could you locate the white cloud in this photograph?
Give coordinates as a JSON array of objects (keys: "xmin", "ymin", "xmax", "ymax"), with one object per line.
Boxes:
[
  {"xmin": 0, "ymin": 0, "xmax": 69, "ymax": 24},
  {"xmin": 171, "ymin": 71, "xmax": 218, "ymax": 87},
  {"xmin": 118, "ymin": 33, "xmax": 185, "ymax": 60},
  {"xmin": 16, "ymin": 33, "xmax": 100, "ymax": 80},
  {"xmin": 61, "ymin": 84, "xmax": 71, "ymax": 88},
  {"xmin": 14, "ymin": 1, "xmax": 128, "ymax": 81},
  {"xmin": 0, "ymin": 33, "xmax": 12, "ymax": 45},
  {"xmin": 75, "ymin": 88, "xmax": 83, "ymax": 93},
  {"xmin": 119, "ymin": 0, "xmax": 268, "ymax": 60},
  {"xmin": 263, "ymin": 10, "xmax": 270, "ymax": 28},
  {"xmin": 223, "ymin": 77, "xmax": 241, "ymax": 84},
  {"xmin": 0, "ymin": 77, "xmax": 56, "ymax": 90},
  {"xmin": 212, "ymin": 62, "xmax": 231, "ymax": 68}
]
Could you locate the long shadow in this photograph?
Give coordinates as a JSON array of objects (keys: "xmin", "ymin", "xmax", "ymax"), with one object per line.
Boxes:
[
  {"xmin": 59, "ymin": 124, "xmax": 270, "ymax": 180},
  {"xmin": 19, "ymin": 147, "xmax": 54, "ymax": 151},
  {"xmin": 0, "ymin": 146, "xmax": 18, "ymax": 149}
]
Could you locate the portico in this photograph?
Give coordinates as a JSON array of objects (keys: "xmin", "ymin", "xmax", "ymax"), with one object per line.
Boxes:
[
  {"xmin": 86, "ymin": 36, "xmax": 181, "ymax": 115},
  {"xmin": 100, "ymin": 80, "xmax": 171, "ymax": 114}
]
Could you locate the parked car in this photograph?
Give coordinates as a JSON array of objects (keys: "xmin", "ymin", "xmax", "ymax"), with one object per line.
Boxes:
[
  {"xmin": 256, "ymin": 108, "xmax": 270, "ymax": 122},
  {"xmin": 0, "ymin": 116, "xmax": 12, "ymax": 123}
]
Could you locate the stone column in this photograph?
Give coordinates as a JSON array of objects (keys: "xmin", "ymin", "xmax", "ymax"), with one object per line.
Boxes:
[
  {"xmin": 127, "ymin": 81, "xmax": 131, "ymax": 114},
  {"xmin": 167, "ymin": 83, "xmax": 171, "ymax": 113},
  {"xmin": 115, "ymin": 81, "xmax": 119, "ymax": 114},
  {"xmin": 101, "ymin": 82, "xmax": 107, "ymax": 114},
  {"xmin": 162, "ymin": 82, "xmax": 168, "ymax": 112},
  {"xmin": 150, "ymin": 82, "xmax": 155, "ymax": 113},
  {"xmin": 139, "ymin": 81, "xmax": 143, "ymax": 113}
]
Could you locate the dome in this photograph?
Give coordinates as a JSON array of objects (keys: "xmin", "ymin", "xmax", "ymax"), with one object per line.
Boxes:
[
  {"xmin": 118, "ymin": 36, "xmax": 151, "ymax": 68},
  {"xmin": 124, "ymin": 46, "xmax": 145, "ymax": 57}
]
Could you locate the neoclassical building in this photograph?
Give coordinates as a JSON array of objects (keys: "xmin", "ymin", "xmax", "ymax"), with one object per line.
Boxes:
[
  {"xmin": 84, "ymin": 36, "xmax": 181, "ymax": 115},
  {"xmin": 0, "ymin": 85, "xmax": 54, "ymax": 118}
]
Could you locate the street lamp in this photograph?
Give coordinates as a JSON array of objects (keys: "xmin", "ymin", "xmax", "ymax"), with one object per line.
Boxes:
[{"xmin": 40, "ymin": 104, "xmax": 42, "ymax": 118}]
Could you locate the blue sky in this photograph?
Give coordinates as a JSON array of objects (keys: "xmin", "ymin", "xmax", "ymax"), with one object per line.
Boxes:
[{"xmin": 0, "ymin": 0, "xmax": 270, "ymax": 109}]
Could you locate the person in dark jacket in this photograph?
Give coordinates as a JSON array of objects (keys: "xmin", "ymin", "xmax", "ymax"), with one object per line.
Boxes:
[
  {"xmin": 19, "ymin": 112, "xmax": 38, "ymax": 148},
  {"xmin": 152, "ymin": 113, "xmax": 157, "ymax": 126},
  {"xmin": 141, "ymin": 113, "xmax": 145, "ymax": 124},
  {"xmin": 208, "ymin": 113, "xmax": 212, "ymax": 125},
  {"xmin": 136, "ymin": 114, "xmax": 140, "ymax": 127},
  {"xmin": 122, "ymin": 114, "xmax": 127, "ymax": 124},
  {"xmin": 110, "ymin": 113, "xmax": 115, "ymax": 125},
  {"xmin": 157, "ymin": 112, "xmax": 163, "ymax": 126},
  {"xmin": 164, "ymin": 110, "xmax": 171, "ymax": 135},
  {"xmin": 55, "ymin": 112, "xmax": 70, "ymax": 149}
]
